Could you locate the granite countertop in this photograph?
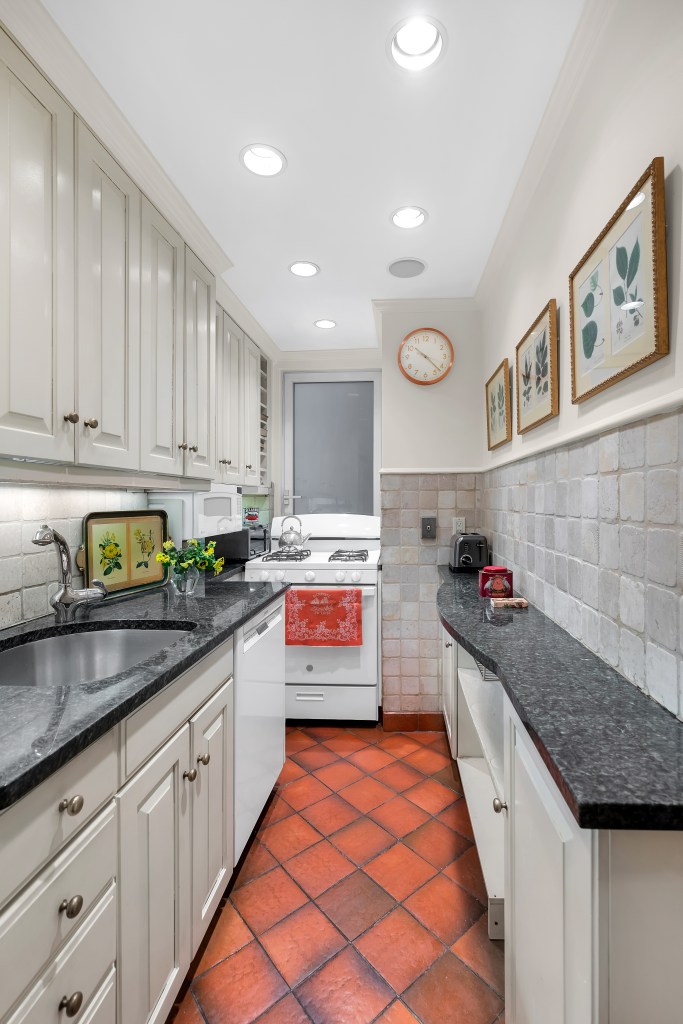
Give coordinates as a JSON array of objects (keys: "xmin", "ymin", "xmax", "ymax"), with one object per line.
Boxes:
[
  {"xmin": 437, "ymin": 568, "xmax": 683, "ymax": 830},
  {"xmin": 0, "ymin": 576, "xmax": 288, "ymax": 811}
]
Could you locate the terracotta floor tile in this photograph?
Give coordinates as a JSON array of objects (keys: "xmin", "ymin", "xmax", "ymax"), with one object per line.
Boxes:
[
  {"xmin": 174, "ymin": 989, "xmax": 204, "ymax": 1024},
  {"xmin": 369, "ymin": 795, "xmax": 430, "ymax": 838},
  {"xmin": 285, "ymin": 731, "xmax": 317, "ymax": 754},
  {"xmin": 196, "ymin": 902, "xmax": 253, "ymax": 975},
  {"xmin": 452, "ymin": 914, "xmax": 505, "ymax": 996},
  {"xmin": 349, "ymin": 725, "xmax": 385, "ymax": 744},
  {"xmin": 404, "ymin": 731, "xmax": 443, "ymax": 745},
  {"xmin": 322, "ymin": 733, "xmax": 369, "ymax": 756},
  {"xmin": 377, "ymin": 734, "xmax": 423, "ymax": 758},
  {"xmin": 280, "ymin": 775, "xmax": 333, "ymax": 811},
  {"xmin": 285, "ymin": 840, "xmax": 355, "ymax": 897},
  {"xmin": 339, "ymin": 776, "xmax": 394, "ymax": 813},
  {"xmin": 254, "ymin": 994, "xmax": 311, "ymax": 1024},
  {"xmin": 316, "ymin": 869, "xmax": 396, "ymax": 940},
  {"xmin": 404, "ymin": 873, "xmax": 484, "ymax": 945},
  {"xmin": 231, "ymin": 867, "xmax": 308, "ymax": 934},
  {"xmin": 260, "ymin": 903, "xmax": 345, "ymax": 988},
  {"xmin": 295, "ymin": 946, "xmax": 393, "ymax": 1024},
  {"xmin": 289, "ymin": 745, "xmax": 340, "ymax": 772},
  {"xmin": 300, "ymin": 794, "xmax": 361, "ymax": 836},
  {"xmin": 403, "ymin": 951, "xmax": 503, "ymax": 1024},
  {"xmin": 277, "ymin": 759, "xmax": 307, "ymax": 785},
  {"xmin": 347, "ymin": 746, "xmax": 397, "ymax": 773},
  {"xmin": 364, "ymin": 843, "xmax": 437, "ymax": 901},
  {"xmin": 375, "ymin": 1002, "xmax": 421, "ymax": 1024},
  {"xmin": 313, "ymin": 760, "xmax": 364, "ymax": 792},
  {"xmin": 193, "ymin": 941, "xmax": 287, "ymax": 1024},
  {"xmin": 443, "ymin": 846, "xmax": 487, "ymax": 904},
  {"xmin": 402, "ymin": 818, "xmax": 472, "ymax": 869},
  {"xmin": 303, "ymin": 725, "xmax": 344, "ymax": 741},
  {"xmin": 432, "ymin": 763, "xmax": 464, "ymax": 794},
  {"xmin": 355, "ymin": 906, "xmax": 443, "ymax": 992},
  {"xmin": 232, "ymin": 839, "xmax": 278, "ymax": 889},
  {"xmin": 373, "ymin": 760, "xmax": 425, "ymax": 793},
  {"xmin": 261, "ymin": 794, "xmax": 297, "ymax": 827},
  {"xmin": 328, "ymin": 817, "xmax": 395, "ymax": 865},
  {"xmin": 438, "ymin": 798, "xmax": 475, "ymax": 841},
  {"xmin": 403, "ymin": 745, "xmax": 452, "ymax": 776},
  {"xmin": 260, "ymin": 814, "xmax": 321, "ymax": 862},
  {"xmin": 427, "ymin": 734, "xmax": 452, "ymax": 755},
  {"xmin": 404, "ymin": 778, "xmax": 458, "ymax": 815}
]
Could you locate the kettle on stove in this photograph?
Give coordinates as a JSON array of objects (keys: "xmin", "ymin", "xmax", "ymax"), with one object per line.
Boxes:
[{"xmin": 449, "ymin": 532, "xmax": 489, "ymax": 573}]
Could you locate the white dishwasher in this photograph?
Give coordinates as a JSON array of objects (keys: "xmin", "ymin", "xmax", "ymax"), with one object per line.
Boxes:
[{"xmin": 234, "ymin": 597, "xmax": 285, "ymax": 860}]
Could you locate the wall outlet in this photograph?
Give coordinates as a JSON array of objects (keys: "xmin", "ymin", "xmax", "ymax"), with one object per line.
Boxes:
[{"xmin": 453, "ymin": 517, "xmax": 466, "ymax": 535}]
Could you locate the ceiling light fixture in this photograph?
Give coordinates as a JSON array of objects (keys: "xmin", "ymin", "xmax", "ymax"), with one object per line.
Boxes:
[
  {"xmin": 240, "ymin": 144, "xmax": 286, "ymax": 176},
  {"xmin": 290, "ymin": 261, "xmax": 320, "ymax": 277},
  {"xmin": 314, "ymin": 319, "xmax": 336, "ymax": 329},
  {"xmin": 388, "ymin": 258, "xmax": 426, "ymax": 278},
  {"xmin": 392, "ymin": 206, "xmax": 427, "ymax": 229},
  {"xmin": 390, "ymin": 17, "xmax": 445, "ymax": 71}
]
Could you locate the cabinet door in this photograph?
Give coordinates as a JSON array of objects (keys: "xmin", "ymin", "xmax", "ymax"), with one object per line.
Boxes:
[
  {"xmin": 440, "ymin": 626, "xmax": 457, "ymax": 757},
  {"xmin": 241, "ymin": 334, "xmax": 260, "ymax": 486},
  {"xmin": 504, "ymin": 704, "xmax": 594, "ymax": 1024},
  {"xmin": 189, "ymin": 678, "xmax": 234, "ymax": 955},
  {"xmin": 216, "ymin": 309, "xmax": 243, "ymax": 483},
  {"xmin": 0, "ymin": 33, "xmax": 75, "ymax": 462},
  {"xmin": 118, "ymin": 726, "xmax": 191, "ymax": 1024},
  {"xmin": 184, "ymin": 247, "xmax": 216, "ymax": 479},
  {"xmin": 76, "ymin": 120, "xmax": 140, "ymax": 470},
  {"xmin": 140, "ymin": 199, "xmax": 184, "ymax": 475}
]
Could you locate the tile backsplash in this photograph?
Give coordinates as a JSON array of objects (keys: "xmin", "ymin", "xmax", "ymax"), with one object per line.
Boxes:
[{"xmin": 0, "ymin": 486, "xmax": 147, "ymax": 627}]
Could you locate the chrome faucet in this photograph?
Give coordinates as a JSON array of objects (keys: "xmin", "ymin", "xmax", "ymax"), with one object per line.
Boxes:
[{"xmin": 33, "ymin": 525, "xmax": 107, "ymax": 622}]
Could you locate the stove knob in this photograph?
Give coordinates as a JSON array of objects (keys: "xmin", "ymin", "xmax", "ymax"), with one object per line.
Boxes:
[
  {"xmin": 304, "ymin": 570, "xmax": 316, "ymax": 582},
  {"xmin": 259, "ymin": 570, "xmax": 270, "ymax": 581},
  {"xmin": 335, "ymin": 570, "xmax": 346, "ymax": 582},
  {"xmin": 351, "ymin": 571, "xmax": 361, "ymax": 583},
  {"xmin": 275, "ymin": 570, "xmax": 285, "ymax": 581}
]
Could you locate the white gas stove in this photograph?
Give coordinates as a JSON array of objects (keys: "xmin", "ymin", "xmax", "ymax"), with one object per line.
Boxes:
[{"xmin": 245, "ymin": 514, "xmax": 381, "ymax": 722}]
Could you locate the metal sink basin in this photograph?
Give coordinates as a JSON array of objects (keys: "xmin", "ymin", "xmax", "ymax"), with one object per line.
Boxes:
[{"xmin": 0, "ymin": 626, "xmax": 191, "ymax": 689}]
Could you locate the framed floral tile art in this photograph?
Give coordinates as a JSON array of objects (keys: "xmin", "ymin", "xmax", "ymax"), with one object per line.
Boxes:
[
  {"xmin": 485, "ymin": 358, "xmax": 512, "ymax": 451},
  {"xmin": 515, "ymin": 299, "xmax": 559, "ymax": 434},
  {"xmin": 84, "ymin": 510, "xmax": 168, "ymax": 594}
]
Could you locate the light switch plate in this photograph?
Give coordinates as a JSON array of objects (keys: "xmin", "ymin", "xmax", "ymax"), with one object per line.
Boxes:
[
  {"xmin": 421, "ymin": 516, "xmax": 437, "ymax": 540},
  {"xmin": 453, "ymin": 517, "xmax": 466, "ymax": 534}
]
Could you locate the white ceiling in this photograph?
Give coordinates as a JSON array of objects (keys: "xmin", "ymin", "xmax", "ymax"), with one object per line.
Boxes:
[{"xmin": 40, "ymin": 0, "xmax": 585, "ymax": 351}]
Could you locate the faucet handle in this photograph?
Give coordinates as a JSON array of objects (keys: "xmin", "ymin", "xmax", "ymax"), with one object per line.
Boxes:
[{"xmin": 91, "ymin": 579, "xmax": 108, "ymax": 597}]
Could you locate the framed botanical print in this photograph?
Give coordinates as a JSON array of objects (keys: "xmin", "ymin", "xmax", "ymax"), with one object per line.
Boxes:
[
  {"xmin": 569, "ymin": 157, "xmax": 668, "ymax": 403},
  {"xmin": 486, "ymin": 358, "xmax": 512, "ymax": 450},
  {"xmin": 515, "ymin": 299, "xmax": 559, "ymax": 433},
  {"xmin": 84, "ymin": 510, "xmax": 169, "ymax": 595}
]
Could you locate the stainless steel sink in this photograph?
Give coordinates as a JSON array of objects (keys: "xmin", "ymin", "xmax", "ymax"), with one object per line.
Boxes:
[{"xmin": 0, "ymin": 627, "xmax": 191, "ymax": 689}]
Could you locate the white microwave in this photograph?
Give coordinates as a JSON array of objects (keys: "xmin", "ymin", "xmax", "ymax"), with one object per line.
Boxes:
[{"xmin": 147, "ymin": 484, "xmax": 243, "ymax": 544}]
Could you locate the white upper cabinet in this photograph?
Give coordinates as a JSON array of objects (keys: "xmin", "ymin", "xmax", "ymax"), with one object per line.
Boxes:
[
  {"xmin": 0, "ymin": 33, "xmax": 75, "ymax": 463},
  {"xmin": 216, "ymin": 307, "xmax": 243, "ymax": 483},
  {"xmin": 242, "ymin": 334, "xmax": 261, "ymax": 487},
  {"xmin": 184, "ymin": 247, "xmax": 216, "ymax": 480},
  {"xmin": 76, "ymin": 120, "xmax": 141, "ymax": 470},
  {"xmin": 140, "ymin": 199, "xmax": 185, "ymax": 475}
]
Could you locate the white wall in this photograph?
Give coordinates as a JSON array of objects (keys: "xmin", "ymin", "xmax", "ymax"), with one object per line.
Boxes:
[{"xmin": 478, "ymin": 0, "xmax": 683, "ymax": 466}]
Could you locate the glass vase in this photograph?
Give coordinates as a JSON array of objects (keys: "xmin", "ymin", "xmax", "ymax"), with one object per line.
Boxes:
[{"xmin": 170, "ymin": 564, "xmax": 200, "ymax": 596}]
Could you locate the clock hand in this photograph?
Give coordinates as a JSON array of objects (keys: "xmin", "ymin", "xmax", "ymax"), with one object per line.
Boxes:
[{"xmin": 416, "ymin": 347, "xmax": 440, "ymax": 371}]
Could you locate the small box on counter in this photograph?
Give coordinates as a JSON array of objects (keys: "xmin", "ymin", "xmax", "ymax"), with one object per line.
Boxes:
[{"xmin": 478, "ymin": 565, "xmax": 513, "ymax": 598}]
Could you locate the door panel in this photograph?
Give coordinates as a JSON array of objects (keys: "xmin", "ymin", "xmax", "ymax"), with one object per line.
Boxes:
[
  {"xmin": 185, "ymin": 247, "xmax": 216, "ymax": 479},
  {"xmin": 241, "ymin": 335, "xmax": 260, "ymax": 486},
  {"xmin": 216, "ymin": 309, "xmax": 243, "ymax": 482}
]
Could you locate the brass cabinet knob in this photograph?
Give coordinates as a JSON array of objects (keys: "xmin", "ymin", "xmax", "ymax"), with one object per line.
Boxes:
[
  {"xmin": 178, "ymin": 442, "xmax": 188, "ymax": 450},
  {"xmin": 492, "ymin": 797, "xmax": 508, "ymax": 814},
  {"xmin": 246, "ymin": 464, "xmax": 253, "ymax": 470},
  {"xmin": 58, "ymin": 992, "xmax": 83, "ymax": 1017},
  {"xmin": 189, "ymin": 444, "xmax": 199, "ymax": 453},
  {"xmin": 63, "ymin": 412, "xmax": 80, "ymax": 424},
  {"xmin": 197, "ymin": 753, "xmax": 210, "ymax": 766},
  {"xmin": 58, "ymin": 794, "xmax": 84, "ymax": 816},
  {"xmin": 59, "ymin": 894, "xmax": 84, "ymax": 919},
  {"xmin": 83, "ymin": 417, "xmax": 98, "ymax": 429},
  {"xmin": 183, "ymin": 767, "xmax": 198, "ymax": 782},
  {"xmin": 445, "ymin": 641, "xmax": 453, "ymax": 648},
  {"xmin": 219, "ymin": 458, "xmax": 232, "ymax": 465}
]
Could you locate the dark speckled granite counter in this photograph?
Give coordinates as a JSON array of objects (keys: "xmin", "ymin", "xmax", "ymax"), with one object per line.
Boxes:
[
  {"xmin": 0, "ymin": 577, "xmax": 288, "ymax": 811},
  {"xmin": 437, "ymin": 568, "xmax": 683, "ymax": 830}
]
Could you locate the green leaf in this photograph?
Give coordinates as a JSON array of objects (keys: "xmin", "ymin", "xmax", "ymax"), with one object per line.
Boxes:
[
  {"xmin": 616, "ymin": 246, "xmax": 628, "ymax": 280},
  {"xmin": 582, "ymin": 320, "xmax": 598, "ymax": 358},
  {"xmin": 581, "ymin": 292, "xmax": 595, "ymax": 318},
  {"xmin": 590, "ymin": 270, "xmax": 599, "ymax": 290},
  {"xmin": 612, "ymin": 285, "xmax": 625, "ymax": 307},
  {"xmin": 626, "ymin": 238, "xmax": 640, "ymax": 287},
  {"xmin": 103, "ymin": 566, "xmax": 112, "ymax": 576}
]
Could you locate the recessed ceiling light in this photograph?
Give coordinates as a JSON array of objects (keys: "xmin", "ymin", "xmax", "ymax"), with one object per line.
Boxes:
[
  {"xmin": 240, "ymin": 144, "xmax": 286, "ymax": 177},
  {"xmin": 314, "ymin": 319, "xmax": 336, "ymax": 329},
  {"xmin": 388, "ymin": 258, "xmax": 426, "ymax": 278},
  {"xmin": 626, "ymin": 191, "xmax": 646, "ymax": 211},
  {"xmin": 290, "ymin": 261, "xmax": 320, "ymax": 277},
  {"xmin": 392, "ymin": 206, "xmax": 427, "ymax": 229},
  {"xmin": 390, "ymin": 18, "xmax": 445, "ymax": 71}
]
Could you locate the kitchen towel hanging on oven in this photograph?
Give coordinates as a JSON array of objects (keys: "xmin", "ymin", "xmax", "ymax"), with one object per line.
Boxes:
[{"xmin": 285, "ymin": 588, "xmax": 362, "ymax": 646}]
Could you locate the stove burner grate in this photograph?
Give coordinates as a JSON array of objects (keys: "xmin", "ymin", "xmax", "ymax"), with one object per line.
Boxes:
[
  {"xmin": 329, "ymin": 549, "xmax": 369, "ymax": 562},
  {"xmin": 263, "ymin": 547, "xmax": 311, "ymax": 562}
]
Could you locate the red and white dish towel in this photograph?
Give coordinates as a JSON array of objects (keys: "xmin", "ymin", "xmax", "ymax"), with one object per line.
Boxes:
[{"xmin": 285, "ymin": 588, "xmax": 363, "ymax": 646}]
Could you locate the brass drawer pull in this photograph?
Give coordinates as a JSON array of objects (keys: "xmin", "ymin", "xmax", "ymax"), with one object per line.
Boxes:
[
  {"xmin": 189, "ymin": 444, "xmax": 199, "ymax": 453},
  {"xmin": 183, "ymin": 767, "xmax": 198, "ymax": 782},
  {"xmin": 58, "ymin": 794, "xmax": 84, "ymax": 816},
  {"xmin": 63, "ymin": 412, "xmax": 79, "ymax": 424},
  {"xmin": 492, "ymin": 797, "xmax": 508, "ymax": 814},
  {"xmin": 83, "ymin": 418, "xmax": 98, "ymax": 429},
  {"xmin": 178, "ymin": 442, "xmax": 188, "ymax": 450},
  {"xmin": 58, "ymin": 894, "xmax": 84, "ymax": 919},
  {"xmin": 58, "ymin": 991, "xmax": 83, "ymax": 1017},
  {"xmin": 197, "ymin": 753, "xmax": 210, "ymax": 766}
]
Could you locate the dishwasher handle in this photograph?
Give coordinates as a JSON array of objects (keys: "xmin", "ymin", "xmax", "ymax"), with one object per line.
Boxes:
[{"xmin": 243, "ymin": 607, "xmax": 283, "ymax": 652}]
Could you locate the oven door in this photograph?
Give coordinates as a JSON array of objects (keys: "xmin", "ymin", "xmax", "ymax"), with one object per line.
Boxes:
[{"xmin": 284, "ymin": 585, "xmax": 378, "ymax": 687}]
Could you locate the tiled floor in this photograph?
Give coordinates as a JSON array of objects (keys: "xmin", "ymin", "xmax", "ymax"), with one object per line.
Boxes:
[{"xmin": 171, "ymin": 725, "xmax": 505, "ymax": 1024}]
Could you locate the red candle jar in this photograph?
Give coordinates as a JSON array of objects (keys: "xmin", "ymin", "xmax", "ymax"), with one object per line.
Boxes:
[{"xmin": 479, "ymin": 565, "xmax": 513, "ymax": 599}]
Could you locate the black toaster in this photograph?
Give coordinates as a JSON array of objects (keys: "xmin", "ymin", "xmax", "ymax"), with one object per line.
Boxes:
[{"xmin": 449, "ymin": 532, "xmax": 489, "ymax": 572}]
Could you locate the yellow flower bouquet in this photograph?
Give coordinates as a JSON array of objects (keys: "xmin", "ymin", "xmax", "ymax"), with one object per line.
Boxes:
[{"xmin": 157, "ymin": 538, "xmax": 224, "ymax": 594}]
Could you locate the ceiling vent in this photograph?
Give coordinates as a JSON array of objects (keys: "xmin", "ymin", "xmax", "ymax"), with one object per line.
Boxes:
[{"xmin": 388, "ymin": 258, "xmax": 426, "ymax": 278}]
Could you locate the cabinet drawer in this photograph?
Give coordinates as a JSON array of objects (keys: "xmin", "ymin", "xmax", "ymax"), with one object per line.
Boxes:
[
  {"xmin": 5, "ymin": 883, "xmax": 116, "ymax": 1024},
  {"xmin": 285, "ymin": 684, "xmax": 378, "ymax": 721},
  {"xmin": 0, "ymin": 731, "xmax": 117, "ymax": 908},
  {"xmin": 78, "ymin": 967, "xmax": 115, "ymax": 1024},
  {"xmin": 0, "ymin": 803, "xmax": 116, "ymax": 1013}
]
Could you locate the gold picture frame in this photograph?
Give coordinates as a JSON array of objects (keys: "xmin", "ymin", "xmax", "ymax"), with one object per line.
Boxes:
[
  {"xmin": 486, "ymin": 358, "xmax": 512, "ymax": 451},
  {"xmin": 84, "ymin": 510, "xmax": 169, "ymax": 595},
  {"xmin": 569, "ymin": 157, "xmax": 668, "ymax": 403},
  {"xmin": 515, "ymin": 299, "xmax": 559, "ymax": 434}
]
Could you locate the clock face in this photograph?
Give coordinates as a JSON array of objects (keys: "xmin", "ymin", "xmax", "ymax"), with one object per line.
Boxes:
[{"xmin": 398, "ymin": 328, "xmax": 454, "ymax": 385}]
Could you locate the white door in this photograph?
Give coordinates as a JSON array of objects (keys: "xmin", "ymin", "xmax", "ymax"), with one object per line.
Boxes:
[
  {"xmin": 118, "ymin": 726, "xmax": 191, "ymax": 1024},
  {"xmin": 140, "ymin": 198, "xmax": 184, "ymax": 475},
  {"xmin": 216, "ymin": 308, "xmax": 243, "ymax": 483},
  {"xmin": 190, "ymin": 679, "xmax": 233, "ymax": 956},
  {"xmin": 184, "ymin": 247, "xmax": 216, "ymax": 479},
  {"xmin": 0, "ymin": 33, "xmax": 75, "ymax": 462},
  {"xmin": 241, "ymin": 334, "xmax": 260, "ymax": 487},
  {"xmin": 76, "ymin": 120, "xmax": 140, "ymax": 470}
]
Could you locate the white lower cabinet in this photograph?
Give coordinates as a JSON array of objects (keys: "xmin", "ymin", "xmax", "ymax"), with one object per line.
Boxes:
[{"xmin": 440, "ymin": 625, "xmax": 456, "ymax": 757}]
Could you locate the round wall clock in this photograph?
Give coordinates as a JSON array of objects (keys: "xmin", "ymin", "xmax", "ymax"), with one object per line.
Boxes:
[{"xmin": 398, "ymin": 328, "xmax": 454, "ymax": 385}]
